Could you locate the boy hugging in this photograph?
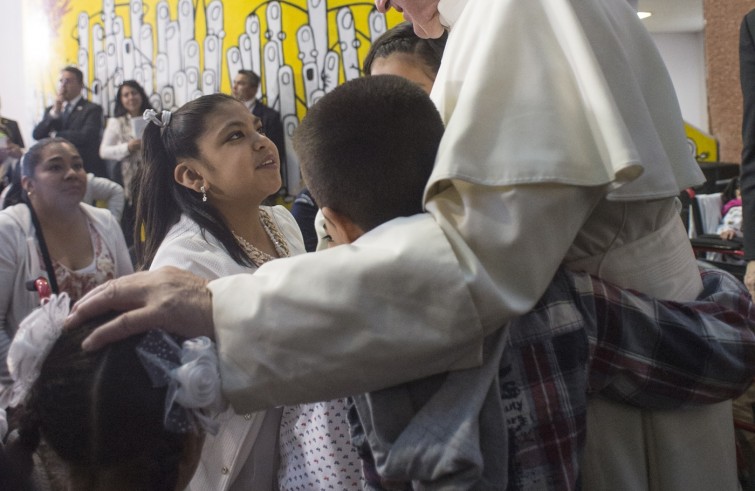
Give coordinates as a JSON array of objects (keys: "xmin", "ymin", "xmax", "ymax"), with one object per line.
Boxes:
[{"xmin": 293, "ymin": 75, "xmax": 755, "ymax": 490}]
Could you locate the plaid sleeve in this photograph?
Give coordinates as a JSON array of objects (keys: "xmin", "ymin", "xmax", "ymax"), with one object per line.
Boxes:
[{"xmin": 574, "ymin": 268, "xmax": 755, "ymax": 409}]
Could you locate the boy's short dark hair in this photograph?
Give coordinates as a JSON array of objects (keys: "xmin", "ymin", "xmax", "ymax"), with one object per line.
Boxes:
[{"xmin": 294, "ymin": 75, "xmax": 444, "ymax": 232}]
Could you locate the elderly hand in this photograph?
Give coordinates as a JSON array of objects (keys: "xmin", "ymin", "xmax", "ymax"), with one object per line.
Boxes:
[
  {"xmin": 64, "ymin": 266, "xmax": 214, "ymax": 350},
  {"xmin": 746, "ymin": 261, "xmax": 755, "ymax": 299}
]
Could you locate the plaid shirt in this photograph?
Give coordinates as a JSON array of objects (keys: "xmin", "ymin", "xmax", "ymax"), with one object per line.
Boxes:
[
  {"xmin": 356, "ymin": 267, "xmax": 755, "ymax": 491},
  {"xmin": 505, "ymin": 267, "xmax": 755, "ymax": 490}
]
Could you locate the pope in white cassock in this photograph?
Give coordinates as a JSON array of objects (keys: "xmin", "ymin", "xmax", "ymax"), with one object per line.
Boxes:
[{"xmin": 68, "ymin": 0, "xmax": 735, "ymax": 489}]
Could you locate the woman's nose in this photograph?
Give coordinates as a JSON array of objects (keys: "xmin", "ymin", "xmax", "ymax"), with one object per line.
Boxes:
[{"xmin": 252, "ymin": 133, "xmax": 270, "ymax": 150}]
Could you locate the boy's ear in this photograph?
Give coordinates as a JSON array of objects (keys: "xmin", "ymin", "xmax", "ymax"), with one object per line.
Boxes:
[
  {"xmin": 321, "ymin": 207, "xmax": 364, "ymax": 245},
  {"xmin": 174, "ymin": 162, "xmax": 204, "ymax": 193}
]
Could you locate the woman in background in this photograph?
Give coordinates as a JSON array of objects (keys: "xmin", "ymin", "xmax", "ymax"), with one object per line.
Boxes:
[{"xmin": 99, "ymin": 80, "xmax": 153, "ymax": 246}]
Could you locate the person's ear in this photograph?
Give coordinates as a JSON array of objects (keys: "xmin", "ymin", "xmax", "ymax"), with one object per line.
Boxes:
[
  {"xmin": 321, "ymin": 207, "xmax": 364, "ymax": 245},
  {"xmin": 174, "ymin": 162, "xmax": 204, "ymax": 193},
  {"xmin": 21, "ymin": 175, "xmax": 33, "ymax": 195}
]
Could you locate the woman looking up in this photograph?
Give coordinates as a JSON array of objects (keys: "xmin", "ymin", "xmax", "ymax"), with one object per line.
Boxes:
[
  {"xmin": 135, "ymin": 94, "xmax": 361, "ymax": 490},
  {"xmin": 0, "ymin": 138, "xmax": 132, "ymax": 382}
]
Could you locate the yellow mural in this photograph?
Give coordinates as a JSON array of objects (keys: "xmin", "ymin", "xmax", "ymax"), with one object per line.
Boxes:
[
  {"xmin": 27, "ymin": 0, "xmax": 401, "ymax": 192},
  {"xmin": 684, "ymin": 122, "xmax": 719, "ymax": 163}
]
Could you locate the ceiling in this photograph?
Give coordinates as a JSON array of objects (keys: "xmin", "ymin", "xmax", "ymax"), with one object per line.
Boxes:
[{"xmin": 638, "ymin": 0, "xmax": 703, "ymax": 33}]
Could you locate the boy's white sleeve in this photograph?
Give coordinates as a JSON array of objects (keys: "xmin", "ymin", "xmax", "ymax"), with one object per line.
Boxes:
[{"xmin": 85, "ymin": 174, "xmax": 125, "ymax": 221}]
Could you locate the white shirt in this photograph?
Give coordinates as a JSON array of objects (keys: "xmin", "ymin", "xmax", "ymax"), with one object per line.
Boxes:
[{"xmin": 152, "ymin": 208, "xmax": 304, "ymax": 491}]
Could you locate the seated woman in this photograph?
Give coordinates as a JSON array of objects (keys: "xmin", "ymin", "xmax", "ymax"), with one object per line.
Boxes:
[
  {"xmin": 135, "ymin": 95, "xmax": 361, "ymax": 490},
  {"xmin": 0, "ymin": 295, "xmax": 213, "ymax": 490},
  {"xmin": 0, "ymin": 138, "xmax": 132, "ymax": 383}
]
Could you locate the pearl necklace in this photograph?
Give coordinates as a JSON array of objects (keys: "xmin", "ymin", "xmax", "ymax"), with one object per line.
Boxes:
[{"xmin": 232, "ymin": 209, "xmax": 289, "ymax": 267}]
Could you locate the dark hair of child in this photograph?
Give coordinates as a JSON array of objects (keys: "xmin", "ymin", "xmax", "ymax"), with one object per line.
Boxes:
[
  {"xmin": 294, "ymin": 75, "xmax": 445, "ymax": 232},
  {"xmin": 362, "ymin": 22, "xmax": 448, "ymax": 78},
  {"xmin": 2, "ymin": 317, "xmax": 194, "ymax": 491},
  {"xmin": 721, "ymin": 176, "xmax": 740, "ymax": 205},
  {"xmin": 134, "ymin": 93, "xmax": 255, "ymax": 270}
]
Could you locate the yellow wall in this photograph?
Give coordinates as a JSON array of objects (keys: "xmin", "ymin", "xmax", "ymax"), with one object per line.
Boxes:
[{"xmin": 28, "ymin": 0, "xmax": 402, "ymax": 192}]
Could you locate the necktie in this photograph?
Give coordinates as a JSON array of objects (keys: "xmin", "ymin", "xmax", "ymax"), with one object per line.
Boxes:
[{"xmin": 62, "ymin": 103, "xmax": 73, "ymax": 123}]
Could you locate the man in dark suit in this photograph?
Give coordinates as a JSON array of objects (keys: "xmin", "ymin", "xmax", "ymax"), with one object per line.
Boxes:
[
  {"xmin": 32, "ymin": 66, "xmax": 105, "ymax": 177},
  {"xmin": 0, "ymin": 114, "xmax": 24, "ymax": 161},
  {"xmin": 232, "ymin": 69, "xmax": 287, "ymax": 194},
  {"xmin": 0, "ymin": 103, "xmax": 25, "ymax": 194},
  {"xmin": 740, "ymin": 10, "xmax": 755, "ymax": 297}
]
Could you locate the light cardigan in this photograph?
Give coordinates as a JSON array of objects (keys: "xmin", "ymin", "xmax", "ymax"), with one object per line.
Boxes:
[
  {"xmin": 150, "ymin": 207, "xmax": 305, "ymax": 491},
  {"xmin": 0, "ymin": 202, "xmax": 132, "ymax": 382}
]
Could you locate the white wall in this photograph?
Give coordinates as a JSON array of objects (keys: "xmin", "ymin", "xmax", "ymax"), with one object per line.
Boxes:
[
  {"xmin": 0, "ymin": 1, "xmax": 30, "ymax": 147},
  {"xmin": 652, "ymin": 31, "xmax": 709, "ymax": 132}
]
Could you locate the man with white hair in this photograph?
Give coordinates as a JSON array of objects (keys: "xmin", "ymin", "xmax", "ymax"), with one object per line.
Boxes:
[{"xmin": 69, "ymin": 1, "xmax": 734, "ymax": 488}]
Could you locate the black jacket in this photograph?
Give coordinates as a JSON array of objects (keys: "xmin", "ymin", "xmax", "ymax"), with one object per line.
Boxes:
[{"xmin": 32, "ymin": 98, "xmax": 105, "ymax": 177}]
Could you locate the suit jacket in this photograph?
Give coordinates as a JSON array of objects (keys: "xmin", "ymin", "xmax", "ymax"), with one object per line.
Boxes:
[
  {"xmin": 0, "ymin": 117, "xmax": 24, "ymax": 148},
  {"xmin": 32, "ymin": 99, "xmax": 105, "ymax": 177},
  {"xmin": 251, "ymin": 101, "xmax": 287, "ymax": 192},
  {"xmin": 741, "ymin": 10, "xmax": 755, "ymax": 259}
]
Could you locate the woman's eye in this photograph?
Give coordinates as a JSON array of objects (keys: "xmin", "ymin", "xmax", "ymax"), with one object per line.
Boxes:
[
  {"xmin": 228, "ymin": 131, "xmax": 244, "ymax": 141},
  {"xmin": 72, "ymin": 163, "xmax": 84, "ymax": 171}
]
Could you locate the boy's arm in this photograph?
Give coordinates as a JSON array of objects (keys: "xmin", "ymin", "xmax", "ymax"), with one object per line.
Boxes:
[
  {"xmin": 86, "ymin": 174, "xmax": 125, "ymax": 221},
  {"xmin": 581, "ymin": 268, "xmax": 755, "ymax": 409}
]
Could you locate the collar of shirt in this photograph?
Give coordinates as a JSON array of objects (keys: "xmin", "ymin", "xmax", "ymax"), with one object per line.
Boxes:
[
  {"xmin": 63, "ymin": 95, "xmax": 83, "ymax": 116},
  {"xmin": 243, "ymin": 99, "xmax": 256, "ymax": 113},
  {"xmin": 439, "ymin": 0, "xmax": 469, "ymax": 29}
]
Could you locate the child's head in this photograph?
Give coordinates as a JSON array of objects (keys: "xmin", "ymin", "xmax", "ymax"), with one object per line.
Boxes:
[
  {"xmin": 294, "ymin": 75, "xmax": 444, "ymax": 245},
  {"xmin": 136, "ymin": 93, "xmax": 278, "ymax": 269},
  {"xmin": 6, "ymin": 317, "xmax": 204, "ymax": 491},
  {"xmin": 363, "ymin": 22, "xmax": 448, "ymax": 94},
  {"xmin": 722, "ymin": 176, "xmax": 741, "ymax": 203}
]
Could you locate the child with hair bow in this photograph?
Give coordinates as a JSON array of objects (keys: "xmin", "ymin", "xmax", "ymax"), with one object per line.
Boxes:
[{"xmin": 0, "ymin": 293, "xmax": 224, "ymax": 491}]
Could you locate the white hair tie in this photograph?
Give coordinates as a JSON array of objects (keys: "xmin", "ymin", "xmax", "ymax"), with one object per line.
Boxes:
[
  {"xmin": 143, "ymin": 108, "xmax": 172, "ymax": 128},
  {"xmin": 0, "ymin": 293, "xmax": 70, "ymax": 408}
]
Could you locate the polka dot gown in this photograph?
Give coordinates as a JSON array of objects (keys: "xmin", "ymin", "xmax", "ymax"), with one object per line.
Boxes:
[{"xmin": 278, "ymin": 398, "xmax": 363, "ymax": 490}]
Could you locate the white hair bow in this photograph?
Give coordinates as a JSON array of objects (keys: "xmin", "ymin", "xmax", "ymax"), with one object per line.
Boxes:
[{"xmin": 143, "ymin": 108, "xmax": 172, "ymax": 128}]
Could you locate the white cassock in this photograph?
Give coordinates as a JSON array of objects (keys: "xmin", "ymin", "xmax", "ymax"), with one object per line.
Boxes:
[{"xmin": 209, "ymin": 0, "xmax": 735, "ymax": 489}]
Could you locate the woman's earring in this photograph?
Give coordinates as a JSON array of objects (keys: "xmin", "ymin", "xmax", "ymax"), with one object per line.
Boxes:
[{"xmin": 200, "ymin": 185, "xmax": 207, "ymax": 202}]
